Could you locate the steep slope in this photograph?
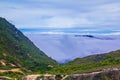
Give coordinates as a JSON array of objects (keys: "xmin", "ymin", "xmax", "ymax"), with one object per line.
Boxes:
[
  {"xmin": 49, "ymin": 50, "xmax": 120, "ymax": 74},
  {"xmin": 0, "ymin": 17, "xmax": 57, "ymax": 72}
]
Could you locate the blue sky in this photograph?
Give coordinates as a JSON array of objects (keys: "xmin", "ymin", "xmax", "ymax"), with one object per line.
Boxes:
[{"xmin": 0, "ymin": 0, "xmax": 120, "ymax": 34}]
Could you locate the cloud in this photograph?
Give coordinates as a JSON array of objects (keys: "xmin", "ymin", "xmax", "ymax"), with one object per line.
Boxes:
[
  {"xmin": 0, "ymin": 0, "xmax": 120, "ymax": 34},
  {"xmin": 20, "ymin": 27, "xmax": 120, "ymax": 35},
  {"xmin": 25, "ymin": 34, "xmax": 120, "ymax": 62}
]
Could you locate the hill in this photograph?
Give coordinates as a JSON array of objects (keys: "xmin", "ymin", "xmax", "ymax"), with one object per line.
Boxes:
[
  {"xmin": 0, "ymin": 17, "xmax": 57, "ymax": 74},
  {"xmin": 68, "ymin": 50, "xmax": 120, "ymax": 64},
  {"xmin": 49, "ymin": 50, "xmax": 120, "ymax": 74}
]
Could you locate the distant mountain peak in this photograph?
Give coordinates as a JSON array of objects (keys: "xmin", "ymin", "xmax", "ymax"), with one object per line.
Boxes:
[{"xmin": 74, "ymin": 35, "xmax": 94, "ymax": 38}]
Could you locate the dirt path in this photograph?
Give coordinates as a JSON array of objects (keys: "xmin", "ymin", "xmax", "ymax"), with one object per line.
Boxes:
[
  {"xmin": 21, "ymin": 75, "xmax": 40, "ymax": 80},
  {"xmin": 0, "ymin": 68, "xmax": 24, "ymax": 74}
]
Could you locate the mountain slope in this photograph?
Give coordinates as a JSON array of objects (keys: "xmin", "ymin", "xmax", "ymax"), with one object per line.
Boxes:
[
  {"xmin": 68, "ymin": 50, "xmax": 120, "ymax": 64},
  {"xmin": 49, "ymin": 50, "xmax": 120, "ymax": 74},
  {"xmin": 0, "ymin": 17, "xmax": 57, "ymax": 72}
]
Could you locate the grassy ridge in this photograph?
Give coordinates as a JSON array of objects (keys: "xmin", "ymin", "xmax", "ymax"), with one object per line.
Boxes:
[{"xmin": 48, "ymin": 50, "xmax": 120, "ymax": 74}]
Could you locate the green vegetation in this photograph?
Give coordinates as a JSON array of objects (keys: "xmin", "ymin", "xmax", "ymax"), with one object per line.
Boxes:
[
  {"xmin": 0, "ymin": 17, "xmax": 57, "ymax": 76},
  {"xmin": 48, "ymin": 50, "xmax": 120, "ymax": 74}
]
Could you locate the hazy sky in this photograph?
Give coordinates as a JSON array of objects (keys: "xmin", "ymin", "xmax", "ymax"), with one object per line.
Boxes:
[{"xmin": 0, "ymin": 0, "xmax": 120, "ymax": 34}]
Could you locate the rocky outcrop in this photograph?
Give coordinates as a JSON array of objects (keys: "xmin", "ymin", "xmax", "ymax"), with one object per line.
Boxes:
[
  {"xmin": 20, "ymin": 68, "xmax": 120, "ymax": 80},
  {"xmin": 69, "ymin": 68, "xmax": 120, "ymax": 80},
  {"xmin": 20, "ymin": 75, "xmax": 40, "ymax": 80},
  {"xmin": 20, "ymin": 74, "xmax": 68, "ymax": 80},
  {"xmin": 0, "ymin": 76, "xmax": 12, "ymax": 80}
]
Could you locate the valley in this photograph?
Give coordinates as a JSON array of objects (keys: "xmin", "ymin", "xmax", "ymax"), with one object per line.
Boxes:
[{"xmin": 0, "ymin": 17, "xmax": 120, "ymax": 80}]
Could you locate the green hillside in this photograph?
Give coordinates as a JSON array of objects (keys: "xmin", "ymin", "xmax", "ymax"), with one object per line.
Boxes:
[
  {"xmin": 0, "ymin": 17, "xmax": 57, "ymax": 73},
  {"xmin": 49, "ymin": 50, "xmax": 120, "ymax": 74}
]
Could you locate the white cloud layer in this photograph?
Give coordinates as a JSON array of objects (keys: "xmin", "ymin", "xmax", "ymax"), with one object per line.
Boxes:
[{"xmin": 25, "ymin": 34, "xmax": 120, "ymax": 62}]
